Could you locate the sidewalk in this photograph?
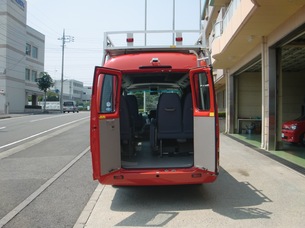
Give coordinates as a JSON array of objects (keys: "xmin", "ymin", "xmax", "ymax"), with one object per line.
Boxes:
[
  {"xmin": 74, "ymin": 134, "xmax": 305, "ymax": 228},
  {"xmin": 0, "ymin": 111, "xmax": 60, "ymax": 119},
  {"xmin": 0, "ymin": 114, "xmax": 25, "ymax": 119}
]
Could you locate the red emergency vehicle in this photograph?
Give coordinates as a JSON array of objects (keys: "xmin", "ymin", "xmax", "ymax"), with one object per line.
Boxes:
[{"xmin": 90, "ymin": 31, "xmax": 219, "ymax": 186}]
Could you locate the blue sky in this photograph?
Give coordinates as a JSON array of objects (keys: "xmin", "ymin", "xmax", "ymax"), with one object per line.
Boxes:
[{"xmin": 27, "ymin": 0, "xmax": 204, "ymax": 86}]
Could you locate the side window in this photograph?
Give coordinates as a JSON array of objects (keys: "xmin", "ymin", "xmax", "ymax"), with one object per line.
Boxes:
[
  {"xmin": 100, "ymin": 74, "xmax": 117, "ymax": 113},
  {"xmin": 26, "ymin": 43, "xmax": 31, "ymax": 56},
  {"xmin": 32, "ymin": 46, "xmax": 38, "ymax": 59},
  {"xmin": 194, "ymin": 73, "xmax": 210, "ymax": 111},
  {"xmin": 25, "ymin": 68, "xmax": 30, "ymax": 81}
]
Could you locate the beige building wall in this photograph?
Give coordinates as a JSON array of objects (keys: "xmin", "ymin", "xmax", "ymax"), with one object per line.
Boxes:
[{"xmin": 203, "ymin": 0, "xmax": 305, "ymax": 150}]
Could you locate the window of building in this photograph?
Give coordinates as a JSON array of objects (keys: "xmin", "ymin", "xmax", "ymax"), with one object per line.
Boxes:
[
  {"xmin": 32, "ymin": 46, "xmax": 38, "ymax": 58},
  {"xmin": 31, "ymin": 70, "xmax": 37, "ymax": 82},
  {"xmin": 26, "ymin": 43, "xmax": 31, "ymax": 56},
  {"xmin": 25, "ymin": 68, "xmax": 30, "ymax": 81}
]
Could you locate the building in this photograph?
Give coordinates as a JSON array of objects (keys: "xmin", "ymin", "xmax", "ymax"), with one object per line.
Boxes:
[
  {"xmin": 0, "ymin": 0, "xmax": 45, "ymax": 114},
  {"xmin": 82, "ymin": 85, "xmax": 92, "ymax": 102},
  {"xmin": 52, "ymin": 79, "xmax": 84, "ymax": 102},
  {"xmin": 203, "ymin": 0, "xmax": 305, "ymax": 150}
]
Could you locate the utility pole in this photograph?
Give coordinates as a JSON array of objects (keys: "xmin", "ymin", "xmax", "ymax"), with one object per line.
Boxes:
[
  {"xmin": 172, "ymin": 0, "xmax": 175, "ymax": 44},
  {"xmin": 58, "ymin": 29, "xmax": 74, "ymax": 113},
  {"xmin": 145, "ymin": 0, "xmax": 147, "ymax": 45}
]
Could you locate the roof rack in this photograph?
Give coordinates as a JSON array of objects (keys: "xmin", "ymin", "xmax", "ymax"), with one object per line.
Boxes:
[{"xmin": 102, "ymin": 30, "xmax": 210, "ymax": 65}]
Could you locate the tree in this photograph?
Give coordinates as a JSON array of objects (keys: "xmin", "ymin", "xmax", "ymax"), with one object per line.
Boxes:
[
  {"xmin": 36, "ymin": 72, "xmax": 54, "ymax": 112},
  {"xmin": 46, "ymin": 91, "xmax": 59, "ymax": 101}
]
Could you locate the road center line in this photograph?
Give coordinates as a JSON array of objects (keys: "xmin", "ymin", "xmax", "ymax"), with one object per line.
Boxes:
[
  {"xmin": 0, "ymin": 147, "xmax": 90, "ymax": 227},
  {"xmin": 0, "ymin": 117, "xmax": 88, "ymax": 150}
]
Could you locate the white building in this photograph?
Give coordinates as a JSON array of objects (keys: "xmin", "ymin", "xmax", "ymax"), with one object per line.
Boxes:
[
  {"xmin": 82, "ymin": 86, "xmax": 92, "ymax": 102},
  {"xmin": 0, "ymin": 0, "xmax": 45, "ymax": 114},
  {"xmin": 52, "ymin": 79, "xmax": 84, "ymax": 102}
]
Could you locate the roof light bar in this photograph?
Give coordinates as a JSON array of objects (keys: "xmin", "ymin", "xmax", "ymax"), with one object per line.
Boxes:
[
  {"xmin": 126, "ymin": 33, "xmax": 134, "ymax": 46},
  {"xmin": 126, "ymin": 38, "xmax": 134, "ymax": 43}
]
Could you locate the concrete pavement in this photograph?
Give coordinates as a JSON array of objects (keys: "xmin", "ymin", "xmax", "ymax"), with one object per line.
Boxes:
[
  {"xmin": 0, "ymin": 114, "xmax": 12, "ymax": 119},
  {"xmin": 0, "ymin": 114, "xmax": 30, "ymax": 119},
  {"xmin": 73, "ymin": 134, "xmax": 305, "ymax": 228}
]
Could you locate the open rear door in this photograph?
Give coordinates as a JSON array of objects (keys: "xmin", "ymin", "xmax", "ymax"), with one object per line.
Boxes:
[
  {"xmin": 189, "ymin": 68, "xmax": 218, "ymax": 173},
  {"xmin": 90, "ymin": 67, "xmax": 122, "ymax": 179}
]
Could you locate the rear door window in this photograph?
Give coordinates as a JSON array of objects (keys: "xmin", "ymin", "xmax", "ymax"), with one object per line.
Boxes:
[{"xmin": 64, "ymin": 102, "xmax": 74, "ymax": 106}]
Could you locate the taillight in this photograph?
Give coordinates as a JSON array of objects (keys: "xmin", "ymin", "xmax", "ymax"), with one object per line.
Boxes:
[
  {"xmin": 126, "ymin": 38, "xmax": 134, "ymax": 43},
  {"xmin": 175, "ymin": 37, "xmax": 183, "ymax": 42}
]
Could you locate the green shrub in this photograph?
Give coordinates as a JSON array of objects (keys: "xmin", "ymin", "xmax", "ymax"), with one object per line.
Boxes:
[{"xmin": 218, "ymin": 111, "xmax": 226, "ymax": 118}]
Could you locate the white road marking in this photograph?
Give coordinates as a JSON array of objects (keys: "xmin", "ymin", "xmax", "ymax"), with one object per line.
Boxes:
[
  {"xmin": 0, "ymin": 147, "xmax": 90, "ymax": 227},
  {"xmin": 0, "ymin": 127, "xmax": 6, "ymax": 130},
  {"xmin": 0, "ymin": 117, "xmax": 88, "ymax": 150}
]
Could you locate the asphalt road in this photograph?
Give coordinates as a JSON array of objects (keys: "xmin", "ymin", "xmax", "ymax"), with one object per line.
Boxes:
[{"xmin": 0, "ymin": 112, "xmax": 98, "ymax": 228}]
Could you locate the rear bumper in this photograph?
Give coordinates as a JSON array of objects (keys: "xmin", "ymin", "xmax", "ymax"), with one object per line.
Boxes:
[
  {"xmin": 97, "ymin": 167, "xmax": 218, "ymax": 186},
  {"xmin": 63, "ymin": 108, "xmax": 78, "ymax": 112}
]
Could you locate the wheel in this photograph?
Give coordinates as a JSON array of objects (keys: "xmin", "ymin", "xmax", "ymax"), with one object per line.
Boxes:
[{"xmin": 300, "ymin": 133, "xmax": 305, "ymax": 146}]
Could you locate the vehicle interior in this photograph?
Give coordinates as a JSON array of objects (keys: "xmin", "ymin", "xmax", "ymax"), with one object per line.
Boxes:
[{"xmin": 119, "ymin": 71, "xmax": 195, "ymax": 169}]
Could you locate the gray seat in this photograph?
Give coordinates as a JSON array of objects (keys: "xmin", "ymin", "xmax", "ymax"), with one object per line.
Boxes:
[
  {"xmin": 182, "ymin": 92, "xmax": 193, "ymax": 138},
  {"xmin": 156, "ymin": 93, "xmax": 183, "ymax": 156},
  {"xmin": 125, "ymin": 95, "xmax": 144, "ymax": 132},
  {"xmin": 120, "ymin": 96, "xmax": 134, "ymax": 157}
]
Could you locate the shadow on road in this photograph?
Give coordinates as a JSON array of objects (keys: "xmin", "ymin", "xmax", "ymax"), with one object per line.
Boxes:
[{"xmin": 110, "ymin": 167, "xmax": 272, "ymax": 226}]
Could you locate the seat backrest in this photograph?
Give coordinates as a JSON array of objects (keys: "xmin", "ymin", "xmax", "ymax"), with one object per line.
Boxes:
[
  {"xmin": 125, "ymin": 94, "xmax": 144, "ymax": 131},
  {"xmin": 120, "ymin": 96, "xmax": 132, "ymax": 140},
  {"xmin": 182, "ymin": 92, "xmax": 193, "ymax": 137},
  {"xmin": 125, "ymin": 95, "xmax": 138, "ymax": 120},
  {"xmin": 149, "ymin": 110, "xmax": 157, "ymax": 120},
  {"xmin": 157, "ymin": 93, "xmax": 182, "ymax": 137}
]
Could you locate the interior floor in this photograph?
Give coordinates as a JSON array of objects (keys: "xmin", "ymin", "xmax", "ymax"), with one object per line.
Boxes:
[{"xmin": 121, "ymin": 140, "xmax": 194, "ymax": 169}]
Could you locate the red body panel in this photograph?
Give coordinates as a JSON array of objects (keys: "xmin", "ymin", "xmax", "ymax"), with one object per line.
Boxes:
[
  {"xmin": 97, "ymin": 168, "xmax": 217, "ymax": 186},
  {"xmin": 90, "ymin": 51, "xmax": 219, "ymax": 186},
  {"xmin": 282, "ymin": 119, "xmax": 305, "ymax": 144},
  {"xmin": 104, "ymin": 52, "xmax": 207, "ymax": 70}
]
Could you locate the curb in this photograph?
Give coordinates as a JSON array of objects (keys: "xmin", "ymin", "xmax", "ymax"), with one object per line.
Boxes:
[
  {"xmin": 73, "ymin": 184, "xmax": 105, "ymax": 228},
  {"xmin": 0, "ymin": 115, "xmax": 11, "ymax": 119}
]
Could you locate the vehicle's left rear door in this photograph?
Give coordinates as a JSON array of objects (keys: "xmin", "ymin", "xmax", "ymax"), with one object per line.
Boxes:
[{"xmin": 90, "ymin": 67, "xmax": 122, "ymax": 178}]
